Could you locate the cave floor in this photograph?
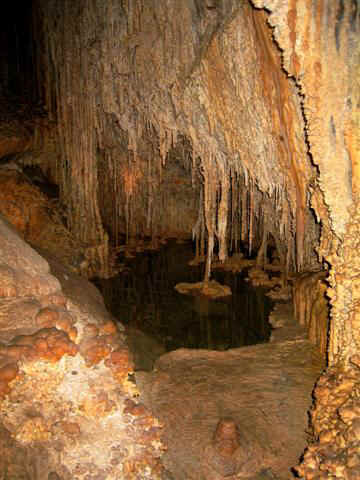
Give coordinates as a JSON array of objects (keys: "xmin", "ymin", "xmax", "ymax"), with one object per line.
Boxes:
[{"xmin": 136, "ymin": 339, "xmax": 324, "ymax": 480}]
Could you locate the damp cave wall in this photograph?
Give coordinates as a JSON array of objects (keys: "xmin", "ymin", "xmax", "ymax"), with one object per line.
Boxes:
[{"xmin": 4, "ymin": 0, "xmax": 358, "ymax": 365}]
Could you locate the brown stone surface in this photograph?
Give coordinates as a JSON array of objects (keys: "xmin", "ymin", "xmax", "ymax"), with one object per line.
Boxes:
[
  {"xmin": 0, "ymin": 94, "xmax": 55, "ymax": 162},
  {"xmin": 0, "ymin": 214, "xmax": 52, "ymax": 278},
  {"xmin": 251, "ymin": 0, "xmax": 360, "ymax": 369},
  {"xmin": 137, "ymin": 340, "xmax": 324, "ymax": 479},
  {"xmin": 0, "ymin": 297, "xmax": 42, "ymax": 342},
  {"xmin": 268, "ymin": 303, "xmax": 307, "ymax": 345}
]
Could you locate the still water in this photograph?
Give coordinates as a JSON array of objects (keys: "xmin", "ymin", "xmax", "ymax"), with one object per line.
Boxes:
[{"xmin": 95, "ymin": 241, "xmax": 273, "ymax": 352}]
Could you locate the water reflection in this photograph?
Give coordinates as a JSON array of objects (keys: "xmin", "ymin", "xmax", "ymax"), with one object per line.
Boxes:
[{"xmin": 95, "ymin": 241, "xmax": 273, "ymax": 352}]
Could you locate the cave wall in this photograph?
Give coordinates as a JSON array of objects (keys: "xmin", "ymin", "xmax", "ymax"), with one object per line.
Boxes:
[
  {"xmin": 34, "ymin": 0, "xmax": 319, "ymax": 277},
  {"xmin": 251, "ymin": 0, "xmax": 360, "ymax": 364}
]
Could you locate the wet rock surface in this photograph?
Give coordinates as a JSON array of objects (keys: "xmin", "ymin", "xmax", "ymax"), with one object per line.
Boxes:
[{"xmin": 136, "ymin": 340, "xmax": 324, "ymax": 479}]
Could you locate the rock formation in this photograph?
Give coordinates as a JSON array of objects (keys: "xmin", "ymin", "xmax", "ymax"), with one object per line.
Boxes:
[
  {"xmin": 0, "ymin": 217, "xmax": 164, "ymax": 479},
  {"xmin": 201, "ymin": 418, "xmax": 259, "ymax": 479},
  {"xmin": 0, "ymin": 0, "xmax": 360, "ymax": 478}
]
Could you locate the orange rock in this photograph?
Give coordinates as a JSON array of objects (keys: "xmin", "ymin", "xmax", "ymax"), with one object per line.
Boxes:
[
  {"xmin": 35, "ymin": 307, "xmax": 59, "ymax": 328},
  {"xmin": 34, "ymin": 338, "xmax": 48, "ymax": 352},
  {"xmin": 8, "ymin": 328, "xmax": 78, "ymax": 363},
  {"xmin": 107, "ymin": 348, "xmax": 132, "ymax": 366},
  {"xmin": 11, "ymin": 335, "xmax": 35, "ymax": 346},
  {"xmin": 0, "ymin": 345, "xmax": 33, "ymax": 361},
  {"xmin": 0, "ymin": 363, "xmax": 18, "ymax": 383},
  {"xmin": 68, "ymin": 326, "xmax": 78, "ymax": 342},
  {"xmin": 59, "ymin": 421, "xmax": 81, "ymax": 435},
  {"xmin": 40, "ymin": 293, "xmax": 67, "ymax": 308},
  {"xmin": 84, "ymin": 323, "xmax": 99, "ymax": 338},
  {"xmin": 105, "ymin": 348, "xmax": 134, "ymax": 383},
  {"xmin": 0, "ymin": 381, "xmax": 11, "ymax": 397},
  {"xmin": 0, "ymin": 284, "xmax": 17, "ymax": 297},
  {"xmin": 99, "ymin": 334, "xmax": 119, "ymax": 347},
  {"xmin": 56, "ymin": 311, "xmax": 75, "ymax": 337},
  {"xmin": 99, "ymin": 320, "xmax": 117, "ymax": 335},
  {"xmin": 0, "ymin": 363, "xmax": 18, "ymax": 398},
  {"xmin": 123, "ymin": 399, "xmax": 147, "ymax": 417},
  {"xmin": 137, "ymin": 426, "xmax": 163, "ymax": 444},
  {"xmin": 83, "ymin": 392, "xmax": 115, "ymax": 417},
  {"xmin": 84, "ymin": 345, "xmax": 111, "ymax": 367}
]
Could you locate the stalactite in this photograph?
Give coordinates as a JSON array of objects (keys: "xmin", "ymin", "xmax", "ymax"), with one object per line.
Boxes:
[
  {"xmin": 34, "ymin": 0, "xmax": 320, "ymax": 278},
  {"xmin": 230, "ymin": 172, "xmax": 237, "ymax": 254},
  {"xmin": 249, "ymin": 181, "xmax": 254, "ymax": 256},
  {"xmin": 202, "ymin": 155, "xmax": 217, "ymax": 282},
  {"xmin": 256, "ymin": 215, "xmax": 268, "ymax": 267},
  {"xmin": 241, "ymin": 187, "xmax": 247, "ymax": 245},
  {"xmin": 192, "ymin": 188, "xmax": 204, "ymax": 262},
  {"xmin": 216, "ymin": 161, "xmax": 229, "ymax": 262}
]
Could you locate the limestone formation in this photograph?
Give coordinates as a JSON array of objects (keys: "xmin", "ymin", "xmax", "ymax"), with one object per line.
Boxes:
[
  {"xmin": 33, "ymin": 0, "xmax": 320, "ymax": 280},
  {"xmin": 295, "ymin": 359, "xmax": 360, "ymax": 479},
  {"xmin": 0, "ymin": 0, "xmax": 360, "ymax": 478},
  {"xmin": 293, "ymin": 271, "xmax": 329, "ymax": 355},
  {"xmin": 0, "ymin": 217, "xmax": 165, "ymax": 479}
]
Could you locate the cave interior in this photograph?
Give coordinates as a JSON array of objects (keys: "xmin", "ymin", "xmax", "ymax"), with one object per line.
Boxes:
[{"xmin": 0, "ymin": 0, "xmax": 360, "ymax": 479}]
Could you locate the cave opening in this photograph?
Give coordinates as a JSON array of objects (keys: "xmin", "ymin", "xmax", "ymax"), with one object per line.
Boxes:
[{"xmin": 0, "ymin": 0, "xmax": 358, "ymax": 478}]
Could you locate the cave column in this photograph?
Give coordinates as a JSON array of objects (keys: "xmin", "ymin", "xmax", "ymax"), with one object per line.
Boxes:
[{"xmin": 251, "ymin": 0, "xmax": 360, "ymax": 364}]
